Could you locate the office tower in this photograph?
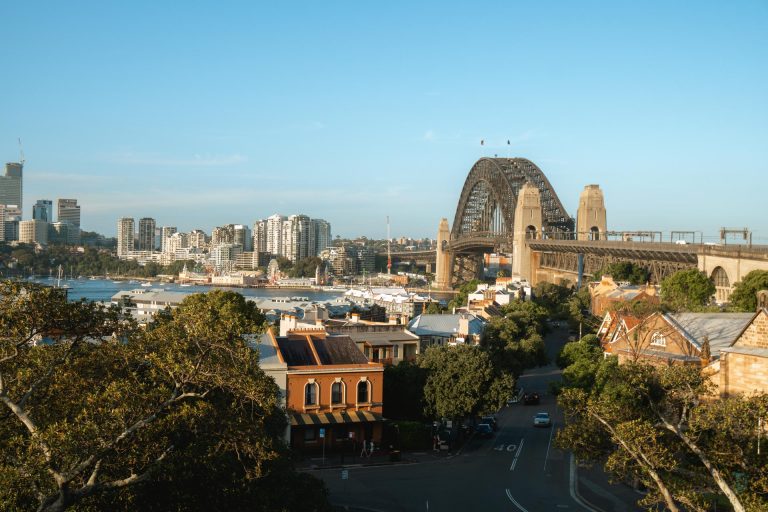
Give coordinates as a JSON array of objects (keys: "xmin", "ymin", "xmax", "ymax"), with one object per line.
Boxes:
[
  {"xmin": 49, "ymin": 222, "xmax": 71, "ymax": 244},
  {"xmin": 311, "ymin": 218, "xmax": 331, "ymax": 256},
  {"xmin": 266, "ymin": 214, "xmax": 285, "ymax": 256},
  {"xmin": 57, "ymin": 199, "xmax": 81, "ymax": 244},
  {"xmin": 0, "ymin": 163, "xmax": 22, "ymax": 210},
  {"xmin": 33, "ymin": 200, "xmax": 53, "ymax": 223},
  {"xmin": 160, "ymin": 226, "xmax": 177, "ymax": 253},
  {"xmin": 138, "ymin": 217, "xmax": 156, "ymax": 251},
  {"xmin": 0, "ymin": 205, "xmax": 5, "ymax": 241},
  {"xmin": 19, "ymin": 220, "xmax": 48, "ymax": 245},
  {"xmin": 252, "ymin": 219, "xmax": 267, "ymax": 253},
  {"xmin": 233, "ymin": 224, "xmax": 252, "ymax": 251},
  {"xmin": 3, "ymin": 205, "xmax": 21, "ymax": 242},
  {"xmin": 117, "ymin": 217, "xmax": 135, "ymax": 258}
]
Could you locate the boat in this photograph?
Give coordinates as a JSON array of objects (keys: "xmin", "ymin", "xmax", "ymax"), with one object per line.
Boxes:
[
  {"xmin": 179, "ymin": 283, "xmax": 192, "ymax": 287},
  {"xmin": 141, "ymin": 282, "xmax": 153, "ymax": 287},
  {"xmin": 55, "ymin": 265, "xmax": 70, "ymax": 289}
]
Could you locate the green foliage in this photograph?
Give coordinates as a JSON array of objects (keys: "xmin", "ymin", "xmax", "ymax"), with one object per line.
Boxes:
[
  {"xmin": 728, "ymin": 270, "xmax": 768, "ymax": 312},
  {"xmin": 0, "ymin": 283, "xmax": 328, "ymax": 511},
  {"xmin": 391, "ymin": 421, "xmax": 431, "ymax": 450},
  {"xmin": 532, "ymin": 281, "xmax": 572, "ymax": 316},
  {"xmin": 660, "ymin": 269, "xmax": 716, "ymax": 312},
  {"xmin": 287, "ymin": 257, "xmax": 323, "ymax": 278},
  {"xmin": 594, "ymin": 262, "xmax": 649, "ymax": 285},
  {"xmin": 383, "ymin": 361, "xmax": 427, "ymax": 421},
  {"xmin": 419, "ymin": 345, "xmax": 513, "ymax": 419},
  {"xmin": 424, "ymin": 302, "xmax": 443, "ymax": 315},
  {"xmin": 447, "ymin": 279, "xmax": 481, "ymax": 310},
  {"xmin": 481, "ymin": 300, "xmax": 549, "ymax": 376}
]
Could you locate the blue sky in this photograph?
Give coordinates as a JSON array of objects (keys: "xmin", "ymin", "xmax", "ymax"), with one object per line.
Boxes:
[{"xmin": 1, "ymin": 1, "xmax": 766, "ymax": 241}]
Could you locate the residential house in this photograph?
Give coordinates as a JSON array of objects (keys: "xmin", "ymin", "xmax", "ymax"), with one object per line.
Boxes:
[
  {"xmin": 407, "ymin": 313, "xmax": 485, "ymax": 350},
  {"xmin": 324, "ymin": 318, "xmax": 420, "ymax": 365},
  {"xmin": 589, "ymin": 275, "xmax": 659, "ymax": 317},
  {"xmin": 720, "ymin": 308, "xmax": 768, "ymax": 396}
]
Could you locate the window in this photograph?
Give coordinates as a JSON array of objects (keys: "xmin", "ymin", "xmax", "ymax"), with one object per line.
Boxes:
[
  {"xmin": 651, "ymin": 332, "xmax": 666, "ymax": 347},
  {"xmin": 331, "ymin": 381, "xmax": 344, "ymax": 405},
  {"xmin": 357, "ymin": 379, "xmax": 370, "ymax": 404},
  {"xmin": 304, "ymin": 428, "xmax": 317, "ymax": 442},
  {"xmin": 393, "ymin": 344, "xmax": 399, "ymax": 359},
  {"xmin": 304, "ymin": 381, "xmax": 318, "ymax": 406}
]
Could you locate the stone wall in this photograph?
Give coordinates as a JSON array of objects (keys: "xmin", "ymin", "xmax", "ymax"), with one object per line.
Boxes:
[
  {"xmin": 720, "ymin": 352, "xmax": 768, "ymax": 396},
  {"xmin": 736, "ymin": 311, "xmax": 768, "ymax": 349}
]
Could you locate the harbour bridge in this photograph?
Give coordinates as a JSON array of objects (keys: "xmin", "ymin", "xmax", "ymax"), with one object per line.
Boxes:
[{"xmin": 390, "ymin": 157, "xmax": 768, "ymax": 300}]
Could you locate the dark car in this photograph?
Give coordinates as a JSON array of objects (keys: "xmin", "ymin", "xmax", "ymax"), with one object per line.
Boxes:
[
  {"xmin": 481, "ymin": 415, "xmax": 498, "ymax": 431},
  {"xmin": 523, "ymin": 392, "xmax": 540, "ymax": 405},
  {"xmin": 475, "ymin": 423, "xmax": 494, "ymax": 438}
]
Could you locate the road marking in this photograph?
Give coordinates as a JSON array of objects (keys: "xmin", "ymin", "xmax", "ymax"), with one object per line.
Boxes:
[
  {"xmin": 509, "ymin": 438, "xmax": 525, "ymax": 471},
  {"xmin": 569, "ymin": 454, "xmax": 605, "ymax": 512},
  {"xmin": 544, "ymin": 421, "xmax": 556, "ymax": 471},
  {"xmin": 505, "ymin": 488, "xmax": 530, "ymax": 512}
]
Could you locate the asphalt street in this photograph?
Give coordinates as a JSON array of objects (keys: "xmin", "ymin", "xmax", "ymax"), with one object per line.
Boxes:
[{"xmin": 315, "ymin": 324, "xmax": 644, "ymax": 512}]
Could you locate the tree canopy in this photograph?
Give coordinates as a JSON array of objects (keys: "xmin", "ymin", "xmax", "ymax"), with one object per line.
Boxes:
[
  {"xmin": 660, "ymin": 269, "xmax": 715, "ymax": 312},
  {"xmin": 419, "ymin": 345, "xmax": 513, "ymax": 420},
  {"xmin": 0, "ymin": 282, "xmax": 329, "ymax": 512},
  {"xmin": 729, "ymin": 270, "xmax": 768, "ymax": 312},
  {"xmin": 594, "ymin": 262, "xmax": 649, "ymax": 285}
]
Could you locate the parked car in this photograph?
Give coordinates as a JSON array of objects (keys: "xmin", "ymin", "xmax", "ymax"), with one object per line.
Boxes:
[
  {"xmin": 533, "ymin": 412, "xmax": 551, "ymax": 427},
  {"xmin": 475, "ymin": 423, "xmax": 494, "ymax": 438},
  {"xmin": 481, "ymin": 416, "xmax": 498, "ymax": 431},
  {"xmin": 507, "ymin": 388, "xmax": 523, "ymax": 406},
  {"xmin": 523, "ymin": 392, "xmax": 540, "ymax": 405}
]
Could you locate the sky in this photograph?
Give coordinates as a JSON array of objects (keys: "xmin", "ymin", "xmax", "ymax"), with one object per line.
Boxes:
[{"xmin": 1, "ymin": 1, "xmax": 767, "ymax": 241}]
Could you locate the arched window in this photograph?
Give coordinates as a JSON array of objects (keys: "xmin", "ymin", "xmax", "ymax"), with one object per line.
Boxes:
[
  {"xmin": 590, "ymin": 226, "xmax": 600, "ymax": 240},
  {"xmin": 331, "ymin": 380, "xmax": 344, "ymax": 405},
  {"xmin": 650, "ymin": 332, "xmax": 666, "ymax": 347},
  {"xmin": 304, "ymin": 381, "xmax": 318, "ymax": 406},
  {"xmin": 357, "ymin": 379, "xmax": 370, "ymax": 404},
  {"xmin": 525, "ymin": 225, "xmax": 537, "ymax": 240}
]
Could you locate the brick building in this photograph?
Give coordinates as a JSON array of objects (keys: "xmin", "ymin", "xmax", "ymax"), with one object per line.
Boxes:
[{"xmin": 720, "ymin": 308, "xmax": 768, "ymax": 396}]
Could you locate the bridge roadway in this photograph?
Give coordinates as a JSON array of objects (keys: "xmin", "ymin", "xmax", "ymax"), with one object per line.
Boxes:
[{"xmin": 527, "ymin": 239, "xmax": 698, "ymax": 263}]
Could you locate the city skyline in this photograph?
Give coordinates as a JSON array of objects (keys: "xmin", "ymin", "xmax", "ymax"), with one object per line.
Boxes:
[{"xmin": 2, "ymin": 2, "xmax": 767, "ymax": 240}]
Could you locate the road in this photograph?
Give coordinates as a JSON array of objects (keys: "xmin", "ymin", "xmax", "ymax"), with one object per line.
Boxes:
[{"xmin": 315, "ymin": 324, "xmax": 643, "ymax": 512}]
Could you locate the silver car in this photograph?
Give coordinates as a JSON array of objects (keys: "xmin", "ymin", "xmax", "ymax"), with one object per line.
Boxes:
[{"xmin": 533, "ymin": 412, "xmax": 551, "ymax": 427}]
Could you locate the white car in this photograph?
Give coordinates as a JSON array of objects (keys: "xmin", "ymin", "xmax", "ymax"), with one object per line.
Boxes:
[{"xmin": 533, "ymin": 412, "xmax": 551, "ymax": 427}]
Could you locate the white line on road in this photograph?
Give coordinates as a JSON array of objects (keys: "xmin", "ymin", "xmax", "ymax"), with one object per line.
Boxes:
[
  {"xmin": 569, "ymin": 453, "xmax": 604, "ymax": 512},
  {"xmin": 509, "ymin": 438, "xmax": 525, "ymax": 471},
  {"xmin": 505, "ymin": 488, "xmax": 530, "ymax": 512},
  {"xmin": 544, "ymin": 421, "xmax": 556, "ymax": 472}
]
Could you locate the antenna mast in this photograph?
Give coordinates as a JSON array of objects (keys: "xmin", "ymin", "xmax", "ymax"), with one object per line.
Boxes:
[
  {"xmin": 18, "ymin": 138, "xmax": 25, "ymax": 165},
  {"xmin": 386, "ymin": 216, "xmax": 392, "ymax": 275}
]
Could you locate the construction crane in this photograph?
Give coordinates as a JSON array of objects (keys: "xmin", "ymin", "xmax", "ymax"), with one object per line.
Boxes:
[
  {"xmin": 18, "ymin": 138, "xmax": 25, "ymax": 165},
  {"xmin": 387, "ymin": 216, "xmax": 392, "ymax": 275}
]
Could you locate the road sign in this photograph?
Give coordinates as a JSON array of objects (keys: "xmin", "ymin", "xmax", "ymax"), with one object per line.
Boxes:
[
  {"xmin": 341, "ymin": 470, "xmax": 349, "ymax": 480},
  {"xmin": 348, "ymin": 431, "xmax": 354, "ymax": 438},
  {"xmin": 319, "ymin": 428, "xmax": 325, "ymax": 438}
]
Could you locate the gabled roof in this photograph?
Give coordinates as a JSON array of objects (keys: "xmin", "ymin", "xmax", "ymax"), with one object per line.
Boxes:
[
  {"xmin": 666, "ymin": 312, "xmax": 754, "ymax": 352},
  {"xmin": 272, "ymin": 331, "xmax": 371, "ymax": 367}
]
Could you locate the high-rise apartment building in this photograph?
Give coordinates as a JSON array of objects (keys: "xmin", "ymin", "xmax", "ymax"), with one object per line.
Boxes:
[
  {"xmin": 283, "ymin": 214, "xmax": 312, "ymax": 262},
  {"xmin": 233, "ymin": 224, "xmax": 252, "ymax": 251},
  {"xmin": 57, "ymin": 199, "xmax": 81, "ymax": 244},
  {"xmin": 188, "ymin": 229, "xmax": 208, "ymax": 249},
  {"xmin": 160, "ymin": 226, "xmax": 177, "ymax": 253},
  {"xmin": 117, "ymin": 218, "xmax": 135, "ymax": 258},
  {"xmin": 211, "ymin": 225, "xmax": 234, "ymax": 246},
  {"xmin": 33, "ymin": 200, "xmax": 53, "ymax": 223},
  {"xmin": 0, "ymin": 163, "xmax": 22, "ymax": 209},
  {"xmin": 138, "ymin": 217, "xmax": 156, "ymax": 252},
  {"xmin": 165, "ymin": 232, "xmax": 189, "ymax": 255},
  {"xmin": 252, "ymin": 219, "xmax": 267, "ymax": 253},
  {"xmin": 311, "ymin": 218, "xmax": 331, "ymax": 256},
  {"xmin": 266, "ymin": 214, "xmax": 286, "ymax": 256}
]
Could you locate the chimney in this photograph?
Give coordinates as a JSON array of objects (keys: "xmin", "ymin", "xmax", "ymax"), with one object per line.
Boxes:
[
  {"xmin": 458, "ymin": 314, "xmax": 470, "ymax": 337},
  {"xmin": 280, "ymin": 313, "xmax": 297, "ymax": 337}
]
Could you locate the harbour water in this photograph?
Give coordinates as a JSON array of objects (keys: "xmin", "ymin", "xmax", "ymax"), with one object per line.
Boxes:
[{"xmin": 29, "ymin": 277, "xmax": 345, "ymax": 303}]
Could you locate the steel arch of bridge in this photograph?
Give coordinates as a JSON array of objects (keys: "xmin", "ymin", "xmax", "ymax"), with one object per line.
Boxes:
[{"xmin": 450, "ymin": 158, "xmax": 574, "ymax": 251}]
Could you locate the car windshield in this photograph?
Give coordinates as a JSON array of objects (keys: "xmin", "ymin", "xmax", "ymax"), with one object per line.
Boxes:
[{"xmin": 536, "ymin": 413, "xmax": 549, "ymax": 419}]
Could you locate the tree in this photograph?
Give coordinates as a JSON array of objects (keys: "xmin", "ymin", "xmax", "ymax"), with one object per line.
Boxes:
[
  {"xmin": 288, "ymin": 257, "xmax": 323, "ymax": 278},
  {"xmin": 729, "ymin": 270, "xmax": 768, "ymax": 312},
  {"xmin": 383, "ymin": 361, "xmax": 427, "ymax": 420},
  {"xmin": 447, "ymin": 279, "xmax": 481, "ymax": 310},
  {"xmin": 0, "ymin": 283, "xmax": 329, "ymax": 511},
  {"xmin": 594, "ymin": 262, "xmax": 649, "ymax": 285},
  {"xmin": 419, "ymin": 345, "xmax": 513, "ymax": 420},
  {"xmin": 532, "ymin": 281, "xmax": 572, "ymax": 316},
  {"xmin": 556, "ymin": 334, "xmax": 604, "ymax": 391},
  {"xmin": 660, "ymin": 269, "xmax": 715, "ymax": 312}
]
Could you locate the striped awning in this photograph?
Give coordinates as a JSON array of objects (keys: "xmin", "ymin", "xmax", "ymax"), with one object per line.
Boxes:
[{"xmin": 290, "ymin": 410, "xmax": 383, "ymax": 426}]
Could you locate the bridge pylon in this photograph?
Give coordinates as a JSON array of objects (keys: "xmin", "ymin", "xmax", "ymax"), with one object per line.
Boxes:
[
  {"xmin": 512, "ymin": 182, "xmax": 543, "ymax": 282},
  {"xmin": 576, "ymin": 184, "xmax": 607, "ymax": 240},
  {"xmin": 434, "ymin": 218, "xmax": 453, "ymax": 290}
]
